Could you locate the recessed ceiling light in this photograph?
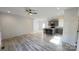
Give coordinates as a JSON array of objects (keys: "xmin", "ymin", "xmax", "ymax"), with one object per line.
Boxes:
[
  {"xmin": 57, "ymin": 8, "xmax": 60, "ymax": 10},
  {"xmin": 8, "ymin": 11, "xmax": 11, "ymax": 13}
]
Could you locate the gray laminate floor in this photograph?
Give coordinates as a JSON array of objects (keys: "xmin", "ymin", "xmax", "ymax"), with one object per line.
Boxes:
[{"xmin": 1, "ymin": 33, "xmax": 76, "ymax": 51}]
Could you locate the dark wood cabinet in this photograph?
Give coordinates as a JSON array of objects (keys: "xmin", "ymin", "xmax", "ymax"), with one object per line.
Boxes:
[{"xmin": 48, "ymin": 19, "xmax": 58, "ymax": 28}]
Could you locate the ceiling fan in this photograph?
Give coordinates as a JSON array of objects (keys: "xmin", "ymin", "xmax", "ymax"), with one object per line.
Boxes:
[{"xmin": 25, "ymin": 7, "xmax": 38, "ymax": 15}]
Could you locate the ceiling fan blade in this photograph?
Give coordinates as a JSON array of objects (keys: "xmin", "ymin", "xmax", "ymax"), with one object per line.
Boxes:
[
  {"xmin": 30, "ymin": 9, "xmax": 38, "ymax": 11},
  {"xmin": 31, "ymin": 12, "xmax": 38, "ymax": 14}
]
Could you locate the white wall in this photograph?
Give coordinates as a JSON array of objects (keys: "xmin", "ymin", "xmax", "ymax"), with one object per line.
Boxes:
[
  {"xmin": 63, "ymin": 8, "xmax": 78, "ymax": 46},
  {"xmin": 77, "ymin": 8, "xmax": 79, "ymax": 31},
  {"xmin": 0, "ymin": 13, "xmax": 33, "ymax": 39},
  {"xmin": 58, "ymin": 19, "xmax": 64, "ymax": 27},
  {"xmin": 33, "ymin": 19, "xmax": 40, "ymax": 32},
  {"xmin": 33, "ymin": 18, "xmax": 48, "ymax": 32}
]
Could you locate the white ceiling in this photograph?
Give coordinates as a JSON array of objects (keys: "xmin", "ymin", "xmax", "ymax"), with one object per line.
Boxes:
[{"xmin": 0, "ymin": 7, "xmax": 68, "ymax": 18}]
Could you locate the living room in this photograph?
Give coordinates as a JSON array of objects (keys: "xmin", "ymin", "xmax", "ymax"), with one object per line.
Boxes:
[{"xmin": 0, "ymin": 7, "xmax": 79, "ymax": 51}]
